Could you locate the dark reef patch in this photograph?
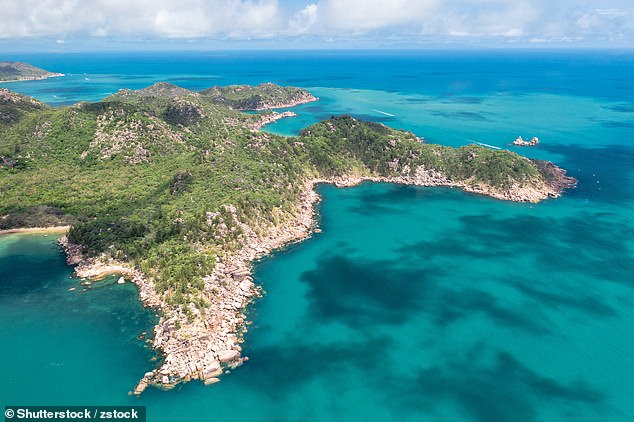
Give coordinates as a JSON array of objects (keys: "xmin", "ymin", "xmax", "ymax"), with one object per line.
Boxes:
[
  {"xmin": 433, "ymin": 288, "xmax": 548, "ymax": 334},
  {"xmin": 299, "ymin": 249, "xmax": 552, "ymax": 335},
  {"xmin": 347, "ymin": 183, "xmax": 432, "ymax": 216},
  {"xmin": 511, "ymin": 280, "xmax": 617, "ymax": 317},
  {"xmin": 441, "ymin": 96, "xmax": 484, "ymax": 104},
  {"xmin": 0, "ymin": 250, "xmax": 66, "ymax": 296},
  {"xmin": 600, "ymin": 120, "xmax": 634, "ymax": 129},
  {"xmin": 398, "ymin": 209, "xmax": 634, "ymax": 288},
  {"xmin": 602, "ymin": 103, "xmax": 634, "ymax": 113},
  {"xmin": 395, "ymin": 350, "xmax": 604, "ymax": 422},
  {"xmin": 299, "ymin": 254, "xmax": 441, "ymax": 325},
  {"xmin": 235, "ymin": 335, "xmax": 390, "ymax": 399},
  {"xmin": 430, "ymin": 110, "xmax": 494, "ymax": 122}
]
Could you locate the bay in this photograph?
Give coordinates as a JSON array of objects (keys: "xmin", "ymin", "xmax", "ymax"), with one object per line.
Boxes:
[{"xmin": 1, "ymin": 50, "xmax": 633, "ymax": 421}]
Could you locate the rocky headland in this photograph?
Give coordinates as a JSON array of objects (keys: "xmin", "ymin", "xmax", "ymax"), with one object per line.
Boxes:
[
  {"xmin": 248, "ymin": 110, "xmax": 297, "ymax": 131},
  {"xmin": 60, "ymin": 161, "xmax": 574, "ymax": 395},
  {"xmin": 0, "ymin": 82, "xmax": 576, "ymax": 394},
  {"xmin": 201, "ymin": 82, "xmax": 318, "ymax": 110},
  {"xmin": 0, "ymin": 61, "xmax": 63, "ymax": 82}
]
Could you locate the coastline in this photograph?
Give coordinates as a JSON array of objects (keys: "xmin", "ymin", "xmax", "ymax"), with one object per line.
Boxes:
[
  {"xmin": 246, "ymin": 95, "xmax": 318, "ymax": 111},
  {"xmin": 57, "ymin": 178, "xmax": 320, "ymax": 394},
  {"xmin": 0, "ymin": 225, "xmax": 71, "ymax": 236},
  {"xmin": 0, "ymin": 73, "xmax": 64, "ymax": 83},
  {"xmin": 54, "ymin": 161, "xmax": 573, "ymax": 395},
  {"xmin": 248, "ymin": 110, "xmax": 297, "ymax": 131},
  {"xmin": 244, "ymin": 94, "xmax": 318, "ymax": 131}
]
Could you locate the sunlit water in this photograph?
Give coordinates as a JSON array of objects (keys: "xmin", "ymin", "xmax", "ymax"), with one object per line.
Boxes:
[{"xmin": 1, "ymin": 51, "xmax": 633, "ymax": 421}]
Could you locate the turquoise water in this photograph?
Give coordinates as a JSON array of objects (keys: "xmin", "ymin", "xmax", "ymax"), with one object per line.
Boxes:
[
  {"xmin": 1, "ymin": 51, "xmax": 634, "ymax": 421},
  {"xmin": 0, "ymin": 235, "xmax": 157, "ymax": 403}
]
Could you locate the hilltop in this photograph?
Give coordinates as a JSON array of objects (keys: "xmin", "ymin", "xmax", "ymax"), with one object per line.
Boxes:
[
  {"xmin": 0, "ymin": 61, "xmax": 63, "ymax": 82},
  {"xmin": 0, "ymin": 82, "xmax": 575, "ymax": 393},
  {"xmin": 201, "ymin": 82, "xmax": 318, "ymax": 110}
]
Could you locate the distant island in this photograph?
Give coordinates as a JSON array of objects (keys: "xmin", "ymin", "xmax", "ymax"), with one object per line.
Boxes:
[
  {"xmin": 0, "ymin": 61, "xmax": 64, "ymax": 82},
  {"xmin": 0, "ymin": 82, "xmax": 575, "ymax": 394}
]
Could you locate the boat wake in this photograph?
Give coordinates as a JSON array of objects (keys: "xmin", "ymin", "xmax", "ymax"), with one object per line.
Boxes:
[
  {"xmin": 371, "ymin": 109, "xmax": 395, "ymax": 117},
  {"xmin": 472, "ymin": 141, "xmax": 501, "ymax": 150}
]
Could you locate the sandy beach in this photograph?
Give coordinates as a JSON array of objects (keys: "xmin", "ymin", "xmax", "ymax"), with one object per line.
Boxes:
[{"xmin": 0, "ymin": 225, "xmax": 71, "ymax": 236}]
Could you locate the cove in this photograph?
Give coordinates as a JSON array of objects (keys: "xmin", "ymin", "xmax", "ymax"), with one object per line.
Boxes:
[{"xmin": 3, "ymin": 181, "xmax": 633, "ymax": 421}]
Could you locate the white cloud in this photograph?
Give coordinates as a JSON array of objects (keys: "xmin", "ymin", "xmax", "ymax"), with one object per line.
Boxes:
[
  {"xmin": 0, "ymin": 0, "xmax": 632, "ymax": 46},
  {"xmin": 0, "ymin": 0, "xmax": 282, "ymax": 39},
  {"xmin": 289, "ymin": 3, "xmax": 318, "ymax": 34},
  {"xmin": 317, "ymin": 0, "xmax": 439, "ymax": 32}
]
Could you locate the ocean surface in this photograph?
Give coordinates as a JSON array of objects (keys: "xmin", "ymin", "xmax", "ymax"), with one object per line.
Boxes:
[{"xmin": 1, "ymin": 50, "xmax": 634, "ymax": 421}]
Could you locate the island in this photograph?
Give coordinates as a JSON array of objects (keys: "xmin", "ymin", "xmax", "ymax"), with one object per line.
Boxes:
[
  {"xmin": 514, "ymin": 136, "xmax": 540, "ymax": 147},
  {"xmin": 0, "ymin": 82, "xmax": 575, "ymax": 394},
  {"xmin": 0, "ymin": 61, "xmax": 64, "ymax": 82}
]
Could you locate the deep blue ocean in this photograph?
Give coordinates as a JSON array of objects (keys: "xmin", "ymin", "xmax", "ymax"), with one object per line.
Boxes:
[{"xmin": 1, "ymin": 50, "xmax": 634, "ymax": 421}]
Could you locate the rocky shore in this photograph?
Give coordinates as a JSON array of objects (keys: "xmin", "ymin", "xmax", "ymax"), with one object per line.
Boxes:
[
  {"xmin": 322, "ymin": 160, "xmax": 575, "ymax": 202},
  {"xmin": 56, "ymin": 159, "xmax": 574, "ymax": 395},
  {"xmin": 57, "ymin": 179, "xmax": 321, "ymax": 395},
  {"xmin": 248, "ymin": 110, "xmax": 297, "ymax": 131},
  {"xmin": 248, "ymin": 91, "xmax": 318, "ymax": 110},
  {"xmin": 513, "ymin": 136, "xmax": 540, "ymax": 147}
]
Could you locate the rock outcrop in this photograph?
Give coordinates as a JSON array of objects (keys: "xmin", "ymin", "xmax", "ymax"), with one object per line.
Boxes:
[
  {"xmin": 247, "ymin": 111, "xmax": 297, "ymax": 131},
  {"xmin": 513, "ymin": 136, "xmax": 540, "ymax": 146}
]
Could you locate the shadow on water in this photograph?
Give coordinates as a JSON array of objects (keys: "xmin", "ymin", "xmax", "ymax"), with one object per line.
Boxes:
[
  {"xmin": 300, "ymin": 254, "xmax": 441, "ymax": 325},
  {"xmin": 429, "ymin": 110, "xmax": 496, "ymax": 122},
  {"xmin": 395, "ymin": 349, "xmax": 604, "ymax": 422},
  {"xmin": 403, "ymin": 98, "xmax": 431, "ymax": 104},
  {"xmin": 35, "ymin": 86, "xmax": 94, "ymax": 94},
  {"xmin": 432, "ymin": 288, "xmax": 549, "ymax": 335},
  {"xmin": 398, "ymin": 212, "xmax": 634, "ymax": 288},
  {"xmin": 600, "ymin": 121, "xmax": 634, "ymax": 129},
  {"xmin": 299, "ymin": 253, "xmax": 548, "ymax": 335},
  {"xmin": 237, "ymin": 334, "xmax": 391, "ymax": 400},
  {"xmin": 440, "ymin": 96, "xmax": 484, "ymax": 104},
  {"xmin": 511, "ymin": 279, "xmax": 617, "ymax": 317},
  {"xmin": 0, "ymin": 238, "xmax": 68, "ymax": 296},
  {"xmin": 346, "ymin": 183, "xmax": 451, "ymax": 216},
  {"xmin": 346, "ymin": 184, "xmax": 429, "ymax": 215},
  {"xmin": 601, "ymin": 103, "xmax": 634, "ymax": 113}
]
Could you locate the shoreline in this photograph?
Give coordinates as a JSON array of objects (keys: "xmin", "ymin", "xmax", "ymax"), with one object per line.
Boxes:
[
  {"xmin": 0, "ymin": 73, "xmax": 65, "ymax": 83},
  {"xmin": 242, "ymin": 94, "xmax": 319, "ymax": 111},
  {"xmin": 3, "ymin": 160, "xmax": 573, "ymax": 395},
  {"xmin": 249, "ymin": 110, "xmax": 297, "ymax": 131},
  {"xmin": 55, "ymin": 163, "xmax": 573, "ymax": 395},
  {"xmin": 57, "ymin": 178, "xmax": 321, "ymax": 395},
  {"xmin": 0, "ymin": 225, "xmax": 71, "ymax": 236},
  {"xmin": 247, "ymin": 94, "xmax": 318, "ymax": 130}
]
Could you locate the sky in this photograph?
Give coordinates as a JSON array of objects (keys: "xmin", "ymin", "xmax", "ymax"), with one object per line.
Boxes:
[{"xmin": 0, "ymin": 0, "xmax": 633, "ymax": 51}]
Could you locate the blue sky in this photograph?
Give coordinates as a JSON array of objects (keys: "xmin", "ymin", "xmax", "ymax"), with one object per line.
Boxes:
[{"xmin": 1, "ymin": 0, "xmax": 632, "ymax": 51}]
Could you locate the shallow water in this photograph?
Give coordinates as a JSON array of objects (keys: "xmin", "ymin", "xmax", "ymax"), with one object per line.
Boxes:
[{"xmin": 1, "ymin": 51, "xmax": 633, "ymax": 421}]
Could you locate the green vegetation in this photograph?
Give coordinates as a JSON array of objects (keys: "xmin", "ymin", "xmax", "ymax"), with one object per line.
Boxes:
[
  {"xmin": 0, "ymin": 83, "xmax": 561, "ymax": 305},
  {"xmin": 299, "ymin": 115, "xmax": 540, "ymax": 187},
  {"xmin": 201, "ymin": 82, "xmax": 316, "ymax": 110},
  {"xmin": 0, "ymin": 62, "xmax": 62, "ymax": 82}
]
